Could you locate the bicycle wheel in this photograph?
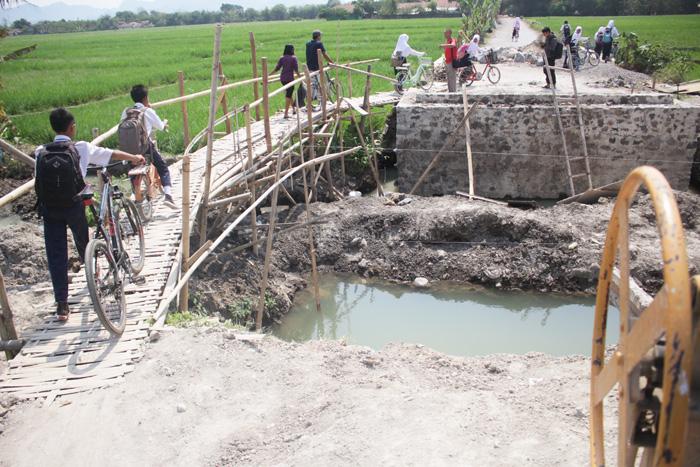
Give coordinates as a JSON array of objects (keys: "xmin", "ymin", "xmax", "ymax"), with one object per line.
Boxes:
[
  {"xmin": 133, "ymin": 175, "xmax": 153, "ymax": 223},
  {"xmin": 394, "ymin": 71, "xmax": 408, "ymax": 95},
  {"xmin": 85, "ymin": 239, "xmax": 126, "ymax": 336},
  {"xmin": 588, "ymin": 52, "xmax": 600, "ymax": 66},
  {"xmin": 327, "ymin": 75, "xmax": 342, "ymax": 102},
  {"xmin": 487, "ymin": 66, "xmax": 501, "ymax": 84},
  {"xmin": 116, "ymin": 198, "xmax": 145, "ymax": 275},
  {"xmin": 418, "ymin": 68, "xmax": 434, "ymax": 91},
  {"xmin": 459, "ymin": 68, "xmax": 474, "ymax": 87}
]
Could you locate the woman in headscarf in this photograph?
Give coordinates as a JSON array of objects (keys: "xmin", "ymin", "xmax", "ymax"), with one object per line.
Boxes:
[
  {"xmin": 601, "ymin": 20, "xmax": 620, "ymax": 62},
  {"xmin": 607, "ymin": 20, "xmax": 620, "ymax": 38},
  {"xmin": 512, "ymin": 17, "xmax": 521, "ymax": 41},
  {"xmin": 566, "ymin": 26, "xmax": 583, "ymax": 70},
  {"xmin": 392, "ymin": 34, "xmax": 425, "ymax": 74},
  {"xmin": 594, "ymin": 26, "xmax": 605, "ymax": 58}
]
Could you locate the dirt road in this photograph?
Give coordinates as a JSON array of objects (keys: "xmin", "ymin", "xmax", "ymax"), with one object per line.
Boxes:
[
  {"xmin": 486, "ymin": 16, "xmax": 539, "ymax": 48},
  {"xmin": 0, "ymin": 328, "xmax": 617, "ymax": 466}
]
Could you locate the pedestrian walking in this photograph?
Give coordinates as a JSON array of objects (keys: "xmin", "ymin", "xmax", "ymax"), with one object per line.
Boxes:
[{"xmin": 273, "ymin": 44, "xmax": 300, "ymax": 119}]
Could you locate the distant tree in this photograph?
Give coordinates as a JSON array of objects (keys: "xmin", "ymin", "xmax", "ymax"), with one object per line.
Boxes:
[
  {"xmin": 428, "ymin": 0, "xmax": 438, "ymax": 12},
  {"xmin": 243, "ymin": 8, "xmax": 259, "ymax": 21},
  {"xmin": 270, "ymin": 4, "xmax": 288, "ymax": 20},
  {"xmin": 327, "ymin": 0, "xmax": 341, "ymax": 6},
  {"xmin": 380, "ymin": 0, "xmax": 398, "ymax": 15},
  {"xmin": 96, "ymin": 15, "xmax": 115, "ymax": 30},
  {"xmin": 12, "ymin": 18, "xmax": 31, "ymax": 29}
]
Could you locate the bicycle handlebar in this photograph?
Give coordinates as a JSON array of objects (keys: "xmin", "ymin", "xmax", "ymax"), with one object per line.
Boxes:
[{"xmin": 89, "ymin": 160, "xmax": 129, "ymax": 170}]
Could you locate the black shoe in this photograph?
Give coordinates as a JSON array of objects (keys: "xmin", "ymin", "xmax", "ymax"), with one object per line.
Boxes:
[
  {"xmin": 56, "ymin": 302, "xmax": 70, "ymax": 322},
  {"xmin": 163, "ymin": 194, "xmax": 178, "ymax": 209}
]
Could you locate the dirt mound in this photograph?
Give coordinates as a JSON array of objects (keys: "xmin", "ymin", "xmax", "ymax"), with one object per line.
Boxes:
[
  {"xmin": 0, "ymin": 328, "xmax": 615, "ymax": 466},
  {"xmin": 0, "ymin": 223, "xmax": 48, "ymax": 287},
  {"xmin": 192, "ymin": 193, "xmax": 700, "ymax": 327}
]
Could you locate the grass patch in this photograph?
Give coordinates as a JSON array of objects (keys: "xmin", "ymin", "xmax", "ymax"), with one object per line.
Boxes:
[
  {"xmin": 1, "ymin": 18, "xmax": 460, "ymax": 154},
  {"xmin": 529, "ymin": 15, "xmax": 700, "ymax": 80}
]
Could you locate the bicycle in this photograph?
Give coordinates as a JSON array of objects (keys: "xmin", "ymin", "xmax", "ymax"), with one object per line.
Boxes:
[
  {"xmin": 458, "ymin": 49, "xmax": 501, "ymax": 86},
  {"xmin": 512, "ymin": 27, "xmax": 520, "ymax": 42},
  {"xmin": 128, "ymin": 157, "xmax": 162, "ymax": 223},
  {"xmin": 83, "ymin": 161, "xmax": 145, "ymax": 335},
  {"xmin": 577, "ymin": 42, "xmax": 600, "ymax": 68},
  {"xmin": 393, "ymin": 57, "xmax": 434, "ymax": 95},
  {"xmin": 308, "ymin": 70, "xmax": 343, "ymax": 108}
]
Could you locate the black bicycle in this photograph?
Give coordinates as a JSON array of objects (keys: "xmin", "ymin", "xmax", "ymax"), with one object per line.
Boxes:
[{"xmin": 83, "ymin": 161, "xmax": 145, "ymax": 335}]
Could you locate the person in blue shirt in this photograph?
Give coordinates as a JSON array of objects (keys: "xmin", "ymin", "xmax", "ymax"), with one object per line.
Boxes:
[{"xmin": 305, "ymin": 30, "xmax": 333, "ymax": 72}]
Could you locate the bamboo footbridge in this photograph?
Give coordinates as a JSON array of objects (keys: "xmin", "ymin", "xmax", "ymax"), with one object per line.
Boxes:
[{"xmin": 0, "ymin": 26, "xmax": 400, "ymax": 402}]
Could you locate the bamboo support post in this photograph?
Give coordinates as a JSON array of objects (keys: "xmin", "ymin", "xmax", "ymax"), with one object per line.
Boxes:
[
  {"xmin": 244, "ymin": 106, "xmax": 259, "ymax": 256},
  {"xmin": 0, "ymin": 138, "xmax": 34, "ymax": 167},
  {"xmin": 178, "ymin": 155, "xmax": 191, "ymax": 312},
  {"xmin": 218, "ymin": 63, "xmax": 233, "ymax": 135},
  {"xmin": 330, "ymin": 62, "xmax": 397, "ymax": 83},
  {"xmin": 347, "ymin": 69, "xmax": 352, "ymax": 99},
  {"xmin": 0, "ymin": 269, "xmax": 19, "ymax": 359},
  {"xmin": 178, "ymin": 71, "xmax": 191, "ymax": 147},
  {"xmin": 295, "ymin": 97, "xmax": 321, "ymax": 312},
  {"xmin": 303, "ymin": 65, "xmax": 318, "ymax": 201},
  {"xmin": 351, "ymin": 115, "xmax": 383, "ymax": 197},
  {"xmin": 262, "ymin": 57, "xmax": 272, "ymax": 153},
  {"xmin": 255, "ymin": 142, "xmax": 286, "ymax": 331},
  {"xmin": 317, "ymin": 49, "xmax": 328, "ymax": 122},
  {"xmin": 410, "ymin": 103, "xmax": 477, "ymax": 195},
  {"xmin": 249, "ymin": 32, "xmax": 261, "ymax": 121},
  {"xmin": 462, "ymin": 85, "xmax": 475, "ymax": 197},
  {"xmin": 198, "ymin": 23, "xmax": 223, "ymax": 244},
  {"xmin": 360, "ymin": 65, "xmax": 372, "ymax": 133}
]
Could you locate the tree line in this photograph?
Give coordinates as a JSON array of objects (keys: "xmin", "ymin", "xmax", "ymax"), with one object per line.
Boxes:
[
  {"xmin": 500, "ymin": 0, "xmax": 698, "ymax": 16},
  {"xmin": 6, "ymin": 1, "xmax": 458, "ymax": 35}
]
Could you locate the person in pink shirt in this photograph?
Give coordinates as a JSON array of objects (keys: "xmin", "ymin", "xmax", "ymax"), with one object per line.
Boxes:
[{"xmin": 273, "ymin": 44, "xmax": 301, "ymax": 119}]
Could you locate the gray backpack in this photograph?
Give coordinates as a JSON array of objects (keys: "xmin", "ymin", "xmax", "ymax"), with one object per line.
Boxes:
[{"xmin": 118, "ymin": 107, "xmax": 149, "ymax": 155}]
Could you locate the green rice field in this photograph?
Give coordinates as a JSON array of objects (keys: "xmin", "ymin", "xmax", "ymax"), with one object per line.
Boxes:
[
  {"xmin": 530, "ymin": 15, "xmax": 700, "ymax": 80},
  {"xmin": 0, "ymin": 18, "xmax": 460, "ymax": 153}
]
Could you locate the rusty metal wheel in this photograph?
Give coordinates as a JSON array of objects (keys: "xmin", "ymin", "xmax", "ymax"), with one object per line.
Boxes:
[{"xmin": 590, "ymin": 166, "xmax": 699, "ymax": 466}]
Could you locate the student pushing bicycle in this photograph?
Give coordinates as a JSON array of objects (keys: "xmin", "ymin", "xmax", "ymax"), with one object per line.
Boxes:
[{"xmin": 34, "ymin": 108, "xmax": 144, "ymax": 322}]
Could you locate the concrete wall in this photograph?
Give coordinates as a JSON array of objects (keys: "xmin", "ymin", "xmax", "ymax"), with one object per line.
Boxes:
[{"xmin": 396, "ymin": 91, "xmax": 700, "ymax": 199}]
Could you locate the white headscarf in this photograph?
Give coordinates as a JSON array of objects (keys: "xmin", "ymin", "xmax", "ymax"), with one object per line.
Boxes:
[
  {"xmin": 467, "ymin": 34, "xmax": 480, "ymax": 57},
  {"xmin": 514, "ymin": 17, "xmax": 521, "ymax": 28},
  {"xmin": 571, "ymin": 26, "xmax": 582, "ymax": 44},
  {"xmin": 393, "ymin": 34, "xmax": 424, "ymax": 58},
  {"xmin": 607, "ymin": 20, "xmax": 614, "ymax": 28},
  {"xmin": 596, "ymin": 26, "xmax": 605, "ymax": 37}
]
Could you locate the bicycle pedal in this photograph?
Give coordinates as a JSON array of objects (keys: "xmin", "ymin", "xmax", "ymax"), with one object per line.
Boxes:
[{"xmin": 131, "ymin": 275, "xmax": 146, "ymax": 285}]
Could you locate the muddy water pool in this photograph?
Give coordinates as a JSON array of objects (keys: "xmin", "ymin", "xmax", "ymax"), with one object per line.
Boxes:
[{"xmin": 272, "ymin": 273, "xmax": 619, "ymax": 356}]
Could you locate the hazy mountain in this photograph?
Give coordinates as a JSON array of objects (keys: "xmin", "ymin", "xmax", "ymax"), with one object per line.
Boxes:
[
  {"xmin": 0, "ymin": 2, "xmax": 113, "ymax": 23},
  {"xmin": 0, "ymin": 0, "xmax": 326, "ymax": 24}
]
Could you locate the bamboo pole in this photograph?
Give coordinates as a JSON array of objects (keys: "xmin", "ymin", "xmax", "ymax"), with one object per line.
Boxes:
[
  {"xmin": 0, "ymin": 269, "xmax": 19, "ymax": 359},
  {"xmin": 347, "ymin": 69, "xmax": 352, "ymax": 99},
  {"xmin": 329, "ymin": 62, "xmax": 398, "ymax": 83},
  {"xmin": 178, "ymin": 155, "xmax": 191, "ymax": 313},
  {"xmin": 462, "ymin": 85, "xmax": 475, "ymax": 197},
  {"xmin": 255, "ymin": 141, "xmax": 286, "ymax": 331},
  {"xmin": 295, "ymin": 90, "xmax": 321, "ymax": 312},
  {"xmin": 360, "ymin": 65, "xmax": 372, "ymax": 133},
  {"xmin": 153, "ymin": 146, "xmax": 361, "ymax": 326},
  {"xmin": 198, "ymin": 23, "xmax": 223, "ymax": 244},
  {"xmin": 262, "ymin": 57, "xmax": 272, "ymax": 153},
  {"xmin": 303, "ymin": 65, "xmax": 318, "ymax": 201},
  {"xmin": 178, "ymin": 71, "xmax": 191, "ymax": 147},
  {"xmin": 410, "ymin": 103, "xmax": 477, "ymax": 195},
  {"xmin": 244, "ymin": 106, "xmax": 259, "ymax": 256},
  {"xmin": 351, "ymin": 115, "xmax": 383, "ymax": 197},
  {"xmin": 317, "ymin": 49, "xmax": 328, "ymax": 122},
  {"xmin": 0, "ymin": 138, "xmax": 34, "ymax": 167},
  {"xmin": 249, "ymin": 32, "xmax": 261, "ymax": 121},
  {"xmin": 218, "ymin": 62, "xmax": 233, "ymax": 135}
]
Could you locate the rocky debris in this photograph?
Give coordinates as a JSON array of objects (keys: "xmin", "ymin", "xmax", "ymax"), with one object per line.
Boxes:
[
  {"xmin": 348, "ymin": 191, "xmax": 362, "ymax": 198},
  {"xmin": 176, "ymin": 403, "xmax": 187, "ymax": 413},
  {"xmin": 413, "ymin": 277, "xmax": 430, "ymax": 288},
  {"xmin": 397, "ymin": 197, "xmax": 413, "ymax": 206},
  {"xmin": 0, "ymin": 223, "xmax": 49, "ymax": 287},
  {"xmin": 350, "ymin": 237, "xmax": 368, "ymax": 249},
  {"xmin": 147, "ymin": 331, "xmax": 161, "ymax": 343}
]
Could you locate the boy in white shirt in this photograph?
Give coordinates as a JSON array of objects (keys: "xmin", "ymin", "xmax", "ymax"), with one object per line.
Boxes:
[
  {"xmin": 35, "ymin": 108, "xmax": 144, "ymax": 321},
  {"xmin": 120, "ymin": 84, "xmax": 177, "ymax": 208}
]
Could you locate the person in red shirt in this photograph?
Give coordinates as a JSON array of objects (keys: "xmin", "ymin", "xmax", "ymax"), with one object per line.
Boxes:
[{"xmin": 440, "ymin": 28, "xmax": 458, "ymax": 92}]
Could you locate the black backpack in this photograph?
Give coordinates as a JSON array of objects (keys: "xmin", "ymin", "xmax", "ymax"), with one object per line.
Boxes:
[
  {"xmin": 35, "ymin": 141, "xmax": 86, "ymax": 209},
  {"xmin": 554, "ymin": 40, "xmax": 564, "ymax": 60},
  {"xmin": 562, "ymin": 24, "xmax": 571, "ymax": 40}
]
